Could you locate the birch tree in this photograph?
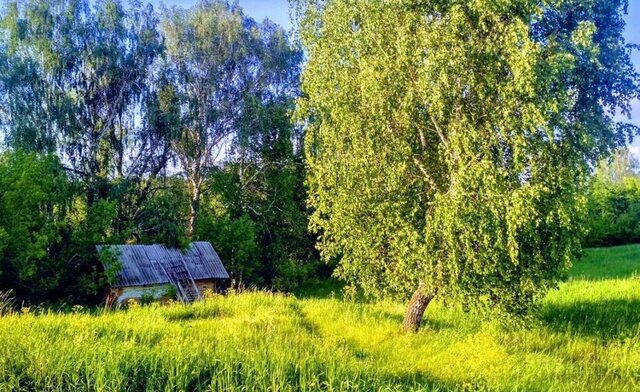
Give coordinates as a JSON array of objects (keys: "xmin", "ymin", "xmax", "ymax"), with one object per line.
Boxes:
[
  {"xmin": 295, "ymin": 0, "xmax": 639, "ymax": 330},
  {"xmin": 161, "ymin": 0, "xmax": 300, "ymax": 237}
]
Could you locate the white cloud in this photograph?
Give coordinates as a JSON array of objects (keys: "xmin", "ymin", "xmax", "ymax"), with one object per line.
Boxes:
[{"xmin": 628, "ymin": 144, "xmax": 640, "ymax": 157}]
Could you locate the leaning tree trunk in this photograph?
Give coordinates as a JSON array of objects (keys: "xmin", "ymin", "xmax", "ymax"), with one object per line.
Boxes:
[{"xmin": 402, "ymin": 287, "xmax": 436, "ymax": 332}]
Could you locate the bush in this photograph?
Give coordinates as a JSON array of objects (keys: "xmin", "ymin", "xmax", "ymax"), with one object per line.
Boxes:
[
  {"xmin": 585, "ymin": 177, "xmax": 640, "ymax": 247},
  {"xmin": 0, "ymin": 152, "xmax": 74, "ymax": 301}
]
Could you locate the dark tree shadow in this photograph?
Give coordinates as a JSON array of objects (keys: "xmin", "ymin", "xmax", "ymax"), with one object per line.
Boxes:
[
  {"xmin": 539, "ymin": 299, "xmax": 640, "ymax": 340},
  {"xmin": 292, "ymin": 279, "xmax": 345, "ymax": 299},
  {"xmin": 293, "ymin": 279, "xmax": 381, "ymax": 304}
]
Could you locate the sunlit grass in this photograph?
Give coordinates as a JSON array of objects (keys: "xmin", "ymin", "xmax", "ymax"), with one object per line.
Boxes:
[
  {"xmin": 570, "ymin": 244, "xmax": 640, "ymax": 280},
  {"xmin": 1, "ymin": 245, "xmax": 639, "ymax": 391}
]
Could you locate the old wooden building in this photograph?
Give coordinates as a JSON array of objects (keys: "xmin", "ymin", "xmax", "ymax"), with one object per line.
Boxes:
[{"xmin": 97, "ymin": 241, "xmax": 229, "ymax": 305}]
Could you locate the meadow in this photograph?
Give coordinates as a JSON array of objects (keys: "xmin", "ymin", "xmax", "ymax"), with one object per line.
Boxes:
[{"xmin": 0, "ymin": 245, "xmax": 639, "ymax": 392}]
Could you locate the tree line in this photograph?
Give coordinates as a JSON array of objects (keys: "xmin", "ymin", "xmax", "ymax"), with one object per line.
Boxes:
[
  {"xmin": 0, "ymin": 0, "xmax": 320, "ymax": 303},
  {"xmin": 585, "ymin": 148, "xmax": 640, "ymax": 247}
]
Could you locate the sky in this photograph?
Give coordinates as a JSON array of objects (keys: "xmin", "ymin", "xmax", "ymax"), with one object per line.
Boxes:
[
  {"xmin": 158, "ymin": 0, "xmax": 640, "ymax": 151},
  {"xmin": 620, "ymin": 0, "xmax": 640, "ymax": 154},
  {"xmin": 152, "ymin": 0, "xmax": 293, "ymax": 30}
]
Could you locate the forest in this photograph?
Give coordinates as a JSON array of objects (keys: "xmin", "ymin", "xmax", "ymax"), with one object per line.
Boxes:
[{"xmin": 0, "ymin": 0, "xmax": 324, "ymax": 303}]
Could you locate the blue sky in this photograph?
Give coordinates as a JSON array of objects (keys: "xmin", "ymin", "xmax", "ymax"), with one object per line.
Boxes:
[
  {"xmin": 621, "ymin": 0, "xmax": 640, "ymax": 153},
  {"xmin": 152, "ymin": 0, "xmax": 293, "ymax": 29},
  {"xmin": 158, "ymin": 0, "xmax": 640, "ymax": 149}
]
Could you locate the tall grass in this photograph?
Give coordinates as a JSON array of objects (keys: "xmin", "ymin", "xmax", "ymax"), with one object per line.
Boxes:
[
  {"xmin": 0, "ymin": 290, "xmax": 14, "ymax": 316},
  {"xmin": 0, "ymin": 245, "xmax": 639, "ymax": 391}
]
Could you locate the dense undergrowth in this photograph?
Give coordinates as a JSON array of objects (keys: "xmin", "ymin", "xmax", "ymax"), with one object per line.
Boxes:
[{"xmin": 0, "ymin": 245, "xmax": 639, "ymax": 391}]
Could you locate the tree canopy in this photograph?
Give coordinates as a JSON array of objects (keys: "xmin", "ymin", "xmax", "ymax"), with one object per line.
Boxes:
[
  {"xmin": 160, "ymin": 1, "xmax": 302, "ymax": 236},
  {"xmin": 295, "ymin": 0, "xmax": 639, "ymax": 328},
  {"xmin": 0, "ymin": 0, "xmax": 315, "ymax": 302}
]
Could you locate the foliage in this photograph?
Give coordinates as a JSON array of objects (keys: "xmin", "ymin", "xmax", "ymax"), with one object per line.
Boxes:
[
  {"xmin": 165, "ymin": 285, "xmax": 178, "ymax": 301},
  {"xmin": 586, "ymin": 179, "xmax": 640, "ymax": 246},
  {"xmin": 0, "ymin": 0, "xmax": 163, "ymax": 186},
  {"xmin": 238, "ymin": 106, "xmax": 320, "ymax": 290},
  {"xmin": 0, "ymin": 151, "xmax": 74, "ymax": 301},
  {"xmin": 134, "ymin": 180, "xmax": 189, "ymax": 249},
  {"xmin": 295, "ymin": 0, "xmax": 639, "ymax": 320},
  {"xmin": 160, "ymin": 0, "xmax": 303, "ymax": 236},
  {"xmin": 199, "ymin": 100, "xmax": 320, "ymax": 289},
  {"xmin": 139, "ymin": 291, "xmax": 156, "ymax": 306},
  {"xmin": 0, "ymin": 0, "xmax": 184, "ymax": 251},
  {"xmin": 0, "ymin": 247, "xmax": 639, "ymax": 391},
  {"xmin": 197, "ymin": 195, "xmax": 261, "ymax": 285},
  {"xmin": 0, "ymin": 0, "xmax": 315, "ymax": 303},
  {"xmin": 98, "ymin": 247, "xmax": 122, "ymax": 287},
  {"xmin": 0, "ymin": 151, "xmax": 118, "ymax": 302},
  {"xmin": 585, "ymin": 149, "xmax": 640, "ymax": 247},
  {"xmin": 593, "ymin": 148, "xmax": 639, "ymax": 185},
  {"xmin": 197, "ymin": 154, "xmax": 320, "ymax": 289}
]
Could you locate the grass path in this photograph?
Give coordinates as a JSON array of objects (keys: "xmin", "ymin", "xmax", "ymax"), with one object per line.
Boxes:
[{"xmin": 0, "ymin": 245, "xmax": 639, "ymax": 391}]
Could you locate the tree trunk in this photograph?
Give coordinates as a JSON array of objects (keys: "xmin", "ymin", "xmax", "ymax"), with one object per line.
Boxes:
[
  {"xmin": 187, "ymin": 183, "xmax": 200, "ymax": 239},
  {"xmin": 402, "ymin": 287, "xmax": 436, "ymax": 332}
]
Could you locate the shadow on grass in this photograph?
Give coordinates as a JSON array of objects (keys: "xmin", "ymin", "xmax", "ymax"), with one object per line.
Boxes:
[
  {"xmin": 162, "ymin": 305, "xmax": 230, "ymax": 322},
  {"xmin": 293, "ymin": 278, "xmax": 380, "ymax": 304},
  {"xmin": 292, "ymin": 279, "xmax": 345, "ymax": 299},
  {"xmin": 540, "ymin": 298, "xmax": 640, "ymax": 340}
]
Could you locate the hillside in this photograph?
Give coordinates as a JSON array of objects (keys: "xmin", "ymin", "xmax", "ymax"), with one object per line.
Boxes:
[{"xmin": 0, "ymin": 245, "xmax": 639, "ymax": 391}]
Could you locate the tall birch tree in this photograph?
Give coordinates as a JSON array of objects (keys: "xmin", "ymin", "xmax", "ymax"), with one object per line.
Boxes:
[
  {"xmin": 161, "ymin": 0, "xmax": 300, "ymax": 237},
  {"xmin": 295, "ymin": 0, "xmax": 639, "ymax": 330}
]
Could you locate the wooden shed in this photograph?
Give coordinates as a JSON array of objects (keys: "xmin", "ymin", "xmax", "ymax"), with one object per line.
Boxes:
[{"xmin": 97, "ymin": 241, "xmax": 229, "ymax": 305}]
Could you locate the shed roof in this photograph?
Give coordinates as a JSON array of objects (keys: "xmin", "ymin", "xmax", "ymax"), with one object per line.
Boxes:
[{"xmin": 96, "ymin": 241, "xmax": 229, "ymax": 288}]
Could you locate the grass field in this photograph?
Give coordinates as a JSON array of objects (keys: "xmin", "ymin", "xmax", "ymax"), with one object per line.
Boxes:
[{"xmin": 1, "ymin": 245, "xmax": 640, "ymax": 391}]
